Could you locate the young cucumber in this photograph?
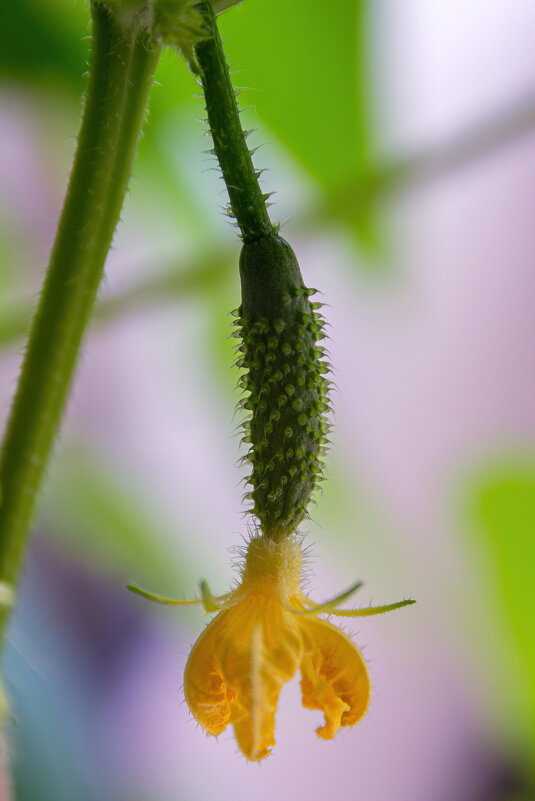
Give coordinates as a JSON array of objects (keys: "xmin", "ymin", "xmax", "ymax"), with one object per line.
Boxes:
[{"xmin": 235, "ymin": 233, "xmax": 331, "ymax": 540}]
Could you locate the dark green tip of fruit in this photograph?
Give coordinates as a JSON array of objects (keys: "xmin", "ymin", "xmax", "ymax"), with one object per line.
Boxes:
[{"xmin": 239, "ymin": 234, "xmax": 305, "ymax": 320}]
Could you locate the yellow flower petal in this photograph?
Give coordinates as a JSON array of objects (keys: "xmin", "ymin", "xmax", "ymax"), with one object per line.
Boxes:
[
  {"xmin": 183, "ymin": 610, "xmax": 235, "ymax": 736},
  {"xmin": 185, "ymin": 595, "xmax": 303, "ymax": 761},
  {"xmin": 299, "ymin": 617, "xmax": 370, "ymax": 740}
]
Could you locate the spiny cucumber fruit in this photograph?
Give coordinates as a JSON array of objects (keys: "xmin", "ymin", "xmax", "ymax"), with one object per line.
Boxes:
[{"xmin": 233, "ymin": 232, "xmax": 332, "ymax": 540}]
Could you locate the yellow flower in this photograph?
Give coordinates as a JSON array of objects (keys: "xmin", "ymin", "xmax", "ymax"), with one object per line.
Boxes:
[{"xmin": 128, "ymin": 536, "xmax": 414, "ymax": 761}]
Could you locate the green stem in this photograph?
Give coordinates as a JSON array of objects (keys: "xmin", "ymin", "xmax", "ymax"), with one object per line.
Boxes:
[
  {"xmin": 0, "ymin": 2, "xmax": 160, "ymax": 638},
  {"xmin": 194, "ymin": 1, "xmax": 275, "ymax": 242}
]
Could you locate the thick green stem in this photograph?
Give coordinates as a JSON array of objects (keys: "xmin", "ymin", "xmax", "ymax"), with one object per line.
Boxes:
[
  {"xmin": 0, "ymin": 2, "xmax": 160, "ymax": 638},
  {"xmin": 194, "ymin": 1, "xmax": 275, "ymax": 241}
]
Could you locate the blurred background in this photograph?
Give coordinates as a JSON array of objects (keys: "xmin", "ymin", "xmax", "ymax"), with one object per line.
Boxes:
[{"xmin": 1, "ymin": 0, "xmax": 534, "ymax": 799}]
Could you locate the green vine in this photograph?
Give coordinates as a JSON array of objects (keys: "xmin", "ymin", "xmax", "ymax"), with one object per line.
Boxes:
[{"xmin": 0, "ymin": 2, "xmax": 160, "ymax": 640}]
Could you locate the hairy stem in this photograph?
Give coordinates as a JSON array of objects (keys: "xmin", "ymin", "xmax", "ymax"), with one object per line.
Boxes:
[
  {"xmin": 0, "ymin": 2, "xmax": 160, "ymax": 639},
  {"xmin": 194, "ymin": 0, "xmax": 275, "ymax": 241}
]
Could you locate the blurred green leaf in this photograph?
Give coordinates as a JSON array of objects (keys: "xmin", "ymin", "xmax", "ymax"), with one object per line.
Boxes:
[
  {"xmin": 473, "ymin": 464, "xmax": 535, "ymax": 675},
  {"xmin": 0, "ymin": 0, "xmax": 89, "ymax": 93},
  {"xmin": 220, "ymin": 0, "xmax": 371, "ymax": 188},
  {"xmin": 466, "ymin": 458, "xmax": 535, "ymax": 769},
  {"xmin": 220, "ymin": 0, "xmax": 378, "ymax": 246},
  {"xmin": 134, "ymin": 49, "xmax": 202, "ymax": 222}
]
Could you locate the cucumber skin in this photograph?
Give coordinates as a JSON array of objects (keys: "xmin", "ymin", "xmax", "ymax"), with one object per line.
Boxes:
[{"xmin": 235, "ymin": 234, "xmax": 330, "ymax": 540}]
